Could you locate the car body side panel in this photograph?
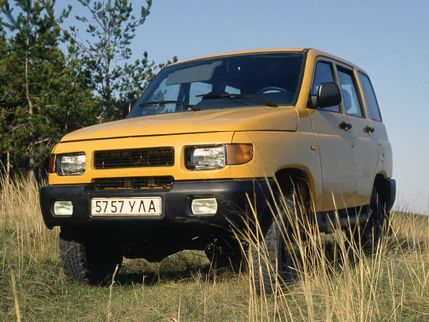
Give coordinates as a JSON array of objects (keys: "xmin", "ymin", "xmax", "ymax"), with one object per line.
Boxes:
[
  {"xmin": 231, "ymin": 130, "xmax": 323, "ymax": 211},
  {"xmin": 370, "ymin": 121, "xmax": 393, "ymax": 178},
  {"xmin": 349, "ymin": 116, "xmax": 378, "ymax": 205},
  {"xmin": 308, "ymin": 110, "xmax": 361, "ymax": 210}
]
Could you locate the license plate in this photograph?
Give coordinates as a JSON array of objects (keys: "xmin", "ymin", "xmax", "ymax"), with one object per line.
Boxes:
[{"xmin": 91, "ymin": 197, "xmax": 162, "ymax": 217}]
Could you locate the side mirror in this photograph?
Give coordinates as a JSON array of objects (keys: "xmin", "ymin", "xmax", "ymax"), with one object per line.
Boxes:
[{"xmin": 309, "ymin": 82, "xmax": 342, "ymax": 109}]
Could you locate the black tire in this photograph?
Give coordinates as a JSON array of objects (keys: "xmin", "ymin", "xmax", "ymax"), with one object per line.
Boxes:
[
  {"xmin": 59, "ymin": 236, "xmax": 123, "ymax": 284},
  {"xmin": 251, "ymin": 190, "xmax": 307, "ymax": 295},
  {"xmin": 356, "ymin": 186, "xmax": 388, "ymax": 254}
]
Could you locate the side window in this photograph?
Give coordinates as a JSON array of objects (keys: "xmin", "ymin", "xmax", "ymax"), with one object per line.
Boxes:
[
  {"xmin": 312, "ymin": 62, "xmax": 340, "ymax": 112},
  {"xmin": 358, "ymin": 72, "xmax": 382, "ymax": 121},
  {"xmin": 337, "ymin": 68, "xmax": 363, "ymax": 117},
  {"xmin": 189, "ymin": 82, "xmax": 212, "ymax": 105}
]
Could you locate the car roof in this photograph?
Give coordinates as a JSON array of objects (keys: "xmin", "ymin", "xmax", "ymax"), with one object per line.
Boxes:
[
  {"xmin": 307, "ymin": 48, "xmax": 367, "ymax": 74},
  {"xmin": 168, "ymin": 48, "xmax": 367, "ymax": 74},
  {"xmin": 169, "ymin": 48, "xmax": 307, "ymax": 66}
]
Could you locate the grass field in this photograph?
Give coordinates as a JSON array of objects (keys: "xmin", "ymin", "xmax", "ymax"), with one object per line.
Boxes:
[{"xmin": 1, "ymin": 175, "xmax": 429, "ymax": 321}]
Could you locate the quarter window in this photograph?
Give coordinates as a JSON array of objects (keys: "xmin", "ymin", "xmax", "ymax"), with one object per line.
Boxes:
[
  {"xmin": 337, "ymin": 68, "xmax": 363, "ymax": 117},
  {"xmin": 312, "ymin": 62, "xmax": 340, "ymax": 112},
  {"xmin": 359, "ymin": 72, "xmax": 382, "ymax": 121}
]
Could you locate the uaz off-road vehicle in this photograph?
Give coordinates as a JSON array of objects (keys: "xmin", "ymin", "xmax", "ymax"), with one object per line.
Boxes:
[{"xmin": 40, "ymin": 48, "xmax": 395, "ymax": 291}]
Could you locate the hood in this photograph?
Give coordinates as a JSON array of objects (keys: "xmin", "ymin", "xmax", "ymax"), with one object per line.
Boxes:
[{"xmin": 61, "ymin": 107, "xmax": 298, "ymax": 142}]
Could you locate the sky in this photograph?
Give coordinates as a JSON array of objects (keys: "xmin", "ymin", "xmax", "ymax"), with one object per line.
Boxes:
[{"xmin": 66, "ymin": 0, "xmax": 429, "ymax": 213}]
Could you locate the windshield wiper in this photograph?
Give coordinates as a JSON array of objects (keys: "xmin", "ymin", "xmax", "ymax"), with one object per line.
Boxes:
[
  {"xmin": 197, "ymin": 93, "xmax": 278, "ymax": 107},
  {"xmin": 141, "ymin": 100, "xmax": 200, "ymax": 111}
]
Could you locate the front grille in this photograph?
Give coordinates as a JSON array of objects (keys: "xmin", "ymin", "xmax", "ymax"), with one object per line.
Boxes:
[
  {"xmin": 92, "ymin": 176, "xmax": 174, "ymax": 191},
  {"xmin": 94, "ymin": 147, "xmax": 174, "ymax": 169}
]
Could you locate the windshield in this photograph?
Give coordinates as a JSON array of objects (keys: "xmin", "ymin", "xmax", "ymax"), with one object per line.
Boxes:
[{"xmin": 128, "ymin": 52, "xmax": 305, "ymax": 118}]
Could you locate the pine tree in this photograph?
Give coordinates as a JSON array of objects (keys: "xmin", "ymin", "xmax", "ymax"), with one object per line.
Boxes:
[
  {"xmin": 0, "ymin": 0, "xmax": 98, "ymax": 176},
  {"xmin": 65, "ymin": 0, "xmax": 176, "ymax": 120},
  {"xmin": 0, "ymin": 0, "xmax": 176, "ymax": 175},
  {"xmin": 0, "ymin": 22, "xmax": 11, "ymax": 176}
]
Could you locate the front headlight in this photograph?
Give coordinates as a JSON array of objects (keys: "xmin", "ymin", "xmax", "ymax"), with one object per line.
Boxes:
[
  {"xmin": 187, "ymin": 145, "xmax": 226, "ymax": 170},
  {"xmin": 56, "ymin": 153, "xmax": 86, "ymax": 176},
  {"xmin": 186, "ymin": 144, "xmax": 253, "ymax": 170}
]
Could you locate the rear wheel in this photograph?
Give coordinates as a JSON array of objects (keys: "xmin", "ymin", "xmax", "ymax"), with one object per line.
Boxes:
[
  {"xmin": 355, "ymin": 186, "xmax": 388, "ymax": 254},
  {"xmin": 59, "ymin": 235, "xmax": 122, "ymax": 284}
]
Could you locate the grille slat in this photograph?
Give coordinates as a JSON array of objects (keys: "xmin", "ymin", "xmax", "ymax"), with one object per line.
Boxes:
[
  {"xmin": 93, "ymin": 176, "xmax": 174, "ymax": 190},
  {"xmin": 94, "ymin": 147, "xmax": 174, "ymax": 169}
]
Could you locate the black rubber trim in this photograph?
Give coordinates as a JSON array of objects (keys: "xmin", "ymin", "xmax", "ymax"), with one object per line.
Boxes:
[{"xmin": 40, "ymin": 179, "xmax": 273, "ymax": 229}]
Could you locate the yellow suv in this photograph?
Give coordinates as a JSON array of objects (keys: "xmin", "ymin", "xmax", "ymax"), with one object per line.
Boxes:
[{"xmin": 40, "ymin": 48, "xmax": 395, "ymax": 287}]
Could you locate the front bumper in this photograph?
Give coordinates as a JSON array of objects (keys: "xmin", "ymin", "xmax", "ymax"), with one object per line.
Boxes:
[{"xmin": 40, "ymin": 179, "xmax": 273, "ymax": 230}]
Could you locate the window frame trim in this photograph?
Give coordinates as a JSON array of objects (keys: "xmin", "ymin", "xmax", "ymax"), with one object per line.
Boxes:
[
  {"xmin": 147, "ymin": 51, "xmax": 307, "ymax": 108},
  {"xmin": 335, "ymin": 63, "xmax": 367, "ymax": 119},
  {"xmin": 356, "ymin": 70, "xmax": 383, "ymax": 122}
]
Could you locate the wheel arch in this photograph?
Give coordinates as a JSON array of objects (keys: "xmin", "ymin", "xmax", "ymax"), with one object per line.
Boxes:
[
  {"xmin": 257, "ymin": 166, "xmax": 314, "ymax": 235},
  {"xmin": 274, "ymin": 167, "xmax": 314, "ymax": 206}
]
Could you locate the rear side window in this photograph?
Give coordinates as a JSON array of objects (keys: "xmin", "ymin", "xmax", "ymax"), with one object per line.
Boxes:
[
  {"xmin": 312, "ymin": 62, "xmax": 340, "ymax": 112},
  {"xmin": 337, "ymin": 68, "xmax": 363, "ymax": 117},
  {"xmin": 358, "ymin": 72, "xmax": 382, "ymax": 121}
]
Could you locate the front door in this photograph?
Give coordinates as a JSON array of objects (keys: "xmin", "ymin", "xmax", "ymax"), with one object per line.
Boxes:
[{"xmin": 309, "ymin": 60, "xmax": 358, "ymax": 211}]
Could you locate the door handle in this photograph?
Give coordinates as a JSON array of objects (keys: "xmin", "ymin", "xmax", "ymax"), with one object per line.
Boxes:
[
  {"xmin": 363, "ymin": 126, "xmax": 375, "ymax": 134},
  {"xmin": 339, "ymin": 121, "xmax": 352, "ymax": 131}
]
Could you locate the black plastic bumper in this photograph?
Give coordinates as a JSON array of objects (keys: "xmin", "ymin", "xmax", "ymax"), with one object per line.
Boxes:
[
  {"xmin": 40, "ymin": 179, "xmax": 273, "ymax": 230},
  {"xmin": 386, "ymin": 178, "xmax": 396, "ymax": 211}
]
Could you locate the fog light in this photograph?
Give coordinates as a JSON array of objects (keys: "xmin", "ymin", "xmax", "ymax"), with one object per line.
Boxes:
[
  {"xmin": 54, "ymin": 201, "xmax": 73, "ymax": 216},
  {"xmin": 191, "ymin": 198, "xmax": 218, "ymax": 216}
]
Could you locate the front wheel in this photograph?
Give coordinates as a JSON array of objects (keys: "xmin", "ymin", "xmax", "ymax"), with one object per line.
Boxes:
[
  {"xmin": 251, "ymin": 191, "xmax": 307, "ymax": 295},
  {"xmin": 59, "ymin": 236, "xmax": 122, "ymax": 284}
]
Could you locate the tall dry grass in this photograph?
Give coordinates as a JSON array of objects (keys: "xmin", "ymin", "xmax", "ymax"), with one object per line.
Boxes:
[
  {"xmin": 0, "ymin": 175, "xmax": 428, "ymax": 321},
  {"xmin": 240, "ymin": 185, "xmax": 429, "ymax": 321},
  {"xmin": 0, "ymin": 175, "xmax": 58, "ymax": 275}
]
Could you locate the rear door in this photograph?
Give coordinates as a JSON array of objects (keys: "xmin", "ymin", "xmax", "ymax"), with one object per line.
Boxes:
[
  {"xmin": 309, "ymin": 60, "xmax": 358, "ymax": 210},
  {"xmin": 357, "ymin": 71, "xmax": 392, "ymax": 182}
]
